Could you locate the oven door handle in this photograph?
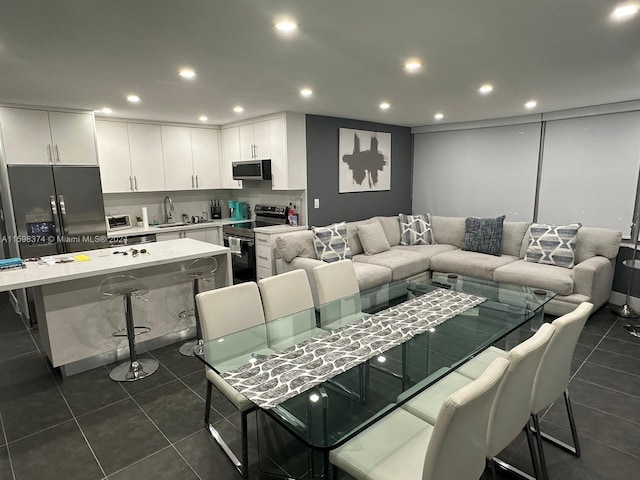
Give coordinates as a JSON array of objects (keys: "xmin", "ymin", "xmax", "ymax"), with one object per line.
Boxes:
[{"xmin": 223, "ymin": 233, "xmax": 255, "ymax": 248}]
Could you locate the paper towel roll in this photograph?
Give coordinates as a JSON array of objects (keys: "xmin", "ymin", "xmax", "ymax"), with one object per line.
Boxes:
[{"xmin": 141, "ymin": 207, "xmax": 149, "ymax": 229}]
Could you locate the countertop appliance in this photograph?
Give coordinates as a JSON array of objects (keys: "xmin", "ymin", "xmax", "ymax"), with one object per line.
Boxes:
[
  {"xmin": 228, "ymin": 200, "xmax": 250, "ymax": 220},
  {"xmin": 223, "ymin": 204, "xmax": 288, "ymax": 284},
  {"xmin": 106, "ymin": 214, "xmax": 133, "ymax": 231},
  {"xmin": 232, "ymin": 159, "xmax": 272, "ymax": 181},
  {"xmin": 8, "ymin": 165, "xmax": 109, "ymax": 257}
]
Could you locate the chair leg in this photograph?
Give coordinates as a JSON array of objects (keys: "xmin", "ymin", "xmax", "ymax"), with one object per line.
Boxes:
[
  {"xmin": 240, "ymin": 410, "xmax": 249, "ymax": 479},
  {"xmin": 535, "ymin": 390, "xmax": 581, "ymax": 457},
  {"xmin": 486, "ymin": 458, "xmax": 497, "ymax": 480},
  {"xmin": 530, "ymin": 415, "xmax": 549, "ymax": 480},
  {"xmin": 524, "ymin": 425, "xmax": 543, "ymax": 480},
  {"xmin": 204, "ymin": 380, "xmax": 212, "ymax": 425}
]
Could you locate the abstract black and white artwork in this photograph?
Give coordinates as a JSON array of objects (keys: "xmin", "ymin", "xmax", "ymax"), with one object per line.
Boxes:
[{"xmin": 339, "ymin": 128, "xmax": 391, "ymax": 193}]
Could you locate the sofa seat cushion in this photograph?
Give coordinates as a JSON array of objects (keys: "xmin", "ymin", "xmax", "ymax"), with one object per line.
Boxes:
[
  {"xmin": 493, "ymin": 260, "xmax": 575, "ymax": 296},
  {"xmin": 353, "ymin": 247, "xmax": 429, "ymax": 281},
  {"xmin": 394, "ymin": 243, "xmax": 458, "ymax": 266},
  {"xmin": 352, "ymin": 261, "xmax": 393, "ymax": 291},
  {"xmin": 430, "ymin": 250, "xmax": 519, "ymax": 280}
]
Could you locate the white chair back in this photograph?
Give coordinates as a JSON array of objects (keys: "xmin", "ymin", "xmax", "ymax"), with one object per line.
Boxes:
[
  {"xmin": 486, "ymin": 322, "xmax": 555, "ymax": 458},
  {"xmin": 531, "ymin": 302, "xmax": 593, "ymax": 414},
  {"xmin": 258, "ymin": 270, "xmax": 315, "ymax": 321},
  {"xmin": 423, "ymin": 357, "xmax": 510, "ymax": 480},
  {"xmin": 312, "ymin": 260, "xmax": 359, "ymax": 305},
  {"xmin": 196, "ymin": 282, "xmax": 265, "ymax": 341}
]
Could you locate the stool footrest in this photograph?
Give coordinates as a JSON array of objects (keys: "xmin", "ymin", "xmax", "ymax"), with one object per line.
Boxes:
[{"xmin": 113, "ymin": 326, "xmax": 151, "ymax": 337}]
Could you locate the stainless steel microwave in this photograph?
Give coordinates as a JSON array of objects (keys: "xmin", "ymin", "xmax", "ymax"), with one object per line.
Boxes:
[{"xmin": 232, "ymin": 159, "xmax": 272, "ymax": 180}]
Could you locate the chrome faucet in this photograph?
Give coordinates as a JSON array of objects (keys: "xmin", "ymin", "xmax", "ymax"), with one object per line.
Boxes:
[{"xmin": 164, "ymin": 196, "xmax": 175, "ymax": 224}]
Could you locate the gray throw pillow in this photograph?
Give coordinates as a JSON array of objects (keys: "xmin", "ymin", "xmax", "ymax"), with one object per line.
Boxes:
[
  {"xmin": 312, "ymin": 222, "xmax": 352, "ymax": 263},
  {"xmin": 398, "ymin": 213, "xmax": 436, "ymax": 245},
  {"xmin": 525, "ymin": 223, "xmax": 581, "ymax": 268},
  {"xmin": 357, "ymin": 221, "xmax": 391, "ymax": 256},
  {"xmin": 462, "ymin": 215, "xmax": 506, "ymax": 256}
]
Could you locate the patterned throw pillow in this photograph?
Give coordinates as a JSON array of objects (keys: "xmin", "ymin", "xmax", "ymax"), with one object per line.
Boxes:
[
  {"xmin": 525, "ymin": 223, "xmax": 581, "ymax": 268},
  {"xmin": 398, "ymin": 214, "xmax": 436, "ymax": 245},
  {"xmin": 462, "ymin": 215, "xmax": 506, "ymax": 256},
  {"xmin": 312, "ymin": 222, "xmax": 353, "ymax": 263}
]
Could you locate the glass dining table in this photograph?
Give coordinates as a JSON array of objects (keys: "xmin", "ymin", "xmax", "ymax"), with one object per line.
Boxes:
[{"xmin": 195, "ymin": 273, "xmax": 555, "ymax": 479}]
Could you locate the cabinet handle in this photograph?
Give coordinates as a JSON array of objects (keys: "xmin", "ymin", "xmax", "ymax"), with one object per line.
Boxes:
[
  {"xmin": 134, "ymin": 176, "xmax": 138, "ymax": 191},
  {"xmin": 191, "ymin": 175, "xmax": 194, "ymax": 188},
  {"xmin": 258, "ymin": 255, "xmax": 268, "ymax": 261},
  {"xmin": 54, "ymin": 144, "xmax": 60, "ymax": 163},
  {"xmin": 257, "ymin": 237, "xmax": 268, "ymax": 243},
  {"xmin": 195, "ymin": 175, "xmax": 199, "ymax": 188},
  {"xmin": 129, "ymin": 176, "xmax": 133, "ymax": 191},
  {"xmin": 47, "ymin": 145, "xmax": 53, "ymax": 163}
]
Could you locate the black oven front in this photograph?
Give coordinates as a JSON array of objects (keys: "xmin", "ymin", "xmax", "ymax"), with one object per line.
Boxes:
[{"xmin": 223, "ymin": 233, "xmax": 256, "ymax": 284}]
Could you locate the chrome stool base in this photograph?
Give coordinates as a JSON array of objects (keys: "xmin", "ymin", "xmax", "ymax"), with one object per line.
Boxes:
[
  {"xmin": 179, "ymin": 339, "xmax": 204, "ymax": 356},
  {"xmin": 109, "ymin": 358, "xmax": 159, "ymax": 382}
]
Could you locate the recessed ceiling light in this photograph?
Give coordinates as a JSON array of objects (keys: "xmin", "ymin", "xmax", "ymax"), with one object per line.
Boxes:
[
  {"xmin": 611, "ymin": 3, "xmax": 639, "ymax": 20},
  {"xmin": 127, "ymin": 94, "xmax": 140, "ymax": 103},
  {"xmin": 300, "ymin": 87, "xmax": 313, "ymax": 97},
  {"xmin": 404, "ymin": 60, "xmax": 422, "ymax": 72},
  {"xmin": 379, "ymin": 102, "xmax": 390, "ymax": 110},
  {"xmin": 233, "ymin": 106, "xmax": 244, "ymax": 113},
  {"xmin": 275, "ymin": 20, "xmax": 298, "ymax": 33},
  {"xmin": 198, "ymin": 115, "xmax": 208, "ymax": 122},
  {"xmin": 525, "ymin": 100, "xmax": 538, "ymax": 110},
  {"xmin": 434, "ymin": 112, "xmax": 444, "ymax": 120},
  {"xmin": 178, "ymin": 68, "xmax": 196, "ymax": 79},
  {"xmin": 478, "ymin": 84, "xmax": 494, "ymax": 94}
]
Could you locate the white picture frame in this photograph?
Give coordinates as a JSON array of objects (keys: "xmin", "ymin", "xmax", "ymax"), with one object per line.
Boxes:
[{"xmin": 339, "ymin": 128, "xmax": 391, "ymax": 193}]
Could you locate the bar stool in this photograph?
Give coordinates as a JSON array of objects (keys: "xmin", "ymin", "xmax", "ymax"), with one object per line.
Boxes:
[
  {"xmin": 175, "ymin": 257, "xmax": 218, "ymax": 356},
  {"xmin": 99, "ymin": 275, "xmax": 159, "ymax": 382}
]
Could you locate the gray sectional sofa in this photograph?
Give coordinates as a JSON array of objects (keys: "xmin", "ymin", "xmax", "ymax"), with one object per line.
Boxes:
[{"xmin": 274, "ymin": 215, "xmax": 622, "ymax": 316}]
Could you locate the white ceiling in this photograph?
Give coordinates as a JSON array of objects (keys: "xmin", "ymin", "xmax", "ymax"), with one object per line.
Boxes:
[{"xmin": 1, "ymin": 0, "xmax": 639, "ymax": 127}]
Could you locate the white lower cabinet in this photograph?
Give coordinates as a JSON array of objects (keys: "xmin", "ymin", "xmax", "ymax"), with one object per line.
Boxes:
[{"xmin": 254, "ymin": 227, "xmax": 307, "ymax": 279}]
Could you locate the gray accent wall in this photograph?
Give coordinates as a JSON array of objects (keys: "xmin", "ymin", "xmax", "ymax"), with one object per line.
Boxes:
[{"xmin": 306, "ymin": 115, "xmax": 412, "ymax": 226}]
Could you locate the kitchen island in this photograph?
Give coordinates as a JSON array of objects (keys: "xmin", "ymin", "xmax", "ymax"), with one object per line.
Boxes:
[{"xmin": 0, "ymin": 238, "xmax": 231, "ymax": 375}]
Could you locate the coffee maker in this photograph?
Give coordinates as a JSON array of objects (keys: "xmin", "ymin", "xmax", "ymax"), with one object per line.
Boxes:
[{"xmin": 228, "ymin": 201, "xmax": 250, "ymax": 220}]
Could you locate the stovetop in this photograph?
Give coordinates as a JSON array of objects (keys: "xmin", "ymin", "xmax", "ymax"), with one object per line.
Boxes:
[{"xmin": 223, "ymin": 204, "xmax": 289, "ymax": 238}]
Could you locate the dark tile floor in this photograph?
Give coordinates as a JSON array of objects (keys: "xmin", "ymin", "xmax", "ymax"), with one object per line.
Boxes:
[{"xmin": 0, "ymin": 291, "xmax": 639, "ymax": 479}]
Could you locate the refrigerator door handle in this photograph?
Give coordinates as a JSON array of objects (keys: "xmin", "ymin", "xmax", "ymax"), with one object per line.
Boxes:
[
  {"xmin": 49, "ymin": 195, "xmax": 58, "ymax": 215},
  {"xmin": 58, "ymin": 195, "xmax": 68, "ymax": 237},
  {"xmin": 50, "ymin": 195, "xmax": 64, "ymax": 254}
]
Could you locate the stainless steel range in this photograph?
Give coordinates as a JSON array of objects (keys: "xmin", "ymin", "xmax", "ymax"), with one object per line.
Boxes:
[{"xmin": 223, "ymin": 204, "xmax": 288, "ymax": 283}]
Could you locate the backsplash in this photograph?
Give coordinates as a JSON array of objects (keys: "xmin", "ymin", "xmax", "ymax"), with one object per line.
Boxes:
[{"xmin": 103, "ymin": 185, "xmax": 306, "ymax": 225}]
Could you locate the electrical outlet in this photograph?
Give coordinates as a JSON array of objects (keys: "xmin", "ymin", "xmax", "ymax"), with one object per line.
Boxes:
[{"xmin": 314, "ymin": 198, "xmax": 320, "ymax": 209}]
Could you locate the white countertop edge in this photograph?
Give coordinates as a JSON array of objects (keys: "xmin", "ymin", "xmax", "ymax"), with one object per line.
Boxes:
[
  {"xmin": 0, "ymin": 238, "xmax": 230, "ymax": 292},
  {"xmin": 253, "ymin": 225, "xmax": 308, "ymax": 234}
]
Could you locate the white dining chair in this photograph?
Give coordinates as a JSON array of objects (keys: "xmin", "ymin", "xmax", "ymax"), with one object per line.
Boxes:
[
  {"xmin": 402, "ymin": 323, "xmax": 556, "ymax": 480},
  {"xmin": 196, "ymin": 282, "xmax": 267, "ymax": 479},
  {"xmin": 329, "ymin": 357, "xmax": 510, "ymax": 480},
  {"xmin": 313, "ymin": 260, "xmax": 364, "ymax": 330},
  {"xmin": 530, "ymin": 302, "xmax": 593, "ymax": 479},
  {"xmin": 258, "ymin": 269, "xmax": 326, "ymax": 349}
]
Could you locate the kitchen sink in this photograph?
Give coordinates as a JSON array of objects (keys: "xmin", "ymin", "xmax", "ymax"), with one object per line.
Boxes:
[{"xmin": 153, "ymin": 223, "xmax": 187, "ymax": 228}]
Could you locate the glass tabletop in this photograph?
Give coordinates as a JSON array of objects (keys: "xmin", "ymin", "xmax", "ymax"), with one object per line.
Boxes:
[{"xmin": 196, "ymin": 273, "xmax": 555, "ymax": 451}]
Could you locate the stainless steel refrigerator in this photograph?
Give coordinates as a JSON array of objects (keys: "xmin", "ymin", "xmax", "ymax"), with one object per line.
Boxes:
[{"xmin": 8, "ymin": 165, "xmax": 109, "ymax": 257}]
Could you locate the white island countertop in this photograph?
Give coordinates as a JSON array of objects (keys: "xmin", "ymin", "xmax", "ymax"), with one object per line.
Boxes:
[{"xmin": 0, "ymin": 238, "xmax": 229, "ymax": 292}]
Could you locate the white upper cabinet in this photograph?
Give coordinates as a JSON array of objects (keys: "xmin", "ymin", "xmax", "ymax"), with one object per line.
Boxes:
[
  {"xmin": 127, "ymin": 123, "xmax": 165, "ymax": 192},
  {"xmin": 96, "ymin": 121, "xmax": 132, "ymax": 193},
  {"xmin": 0, "ymin": 107, "xmax": 97, "ymax": 165},
  {"xmin": 238, "ymin": 120, "xmax": 271, "ymax": 160},
  {"xmin": 191, "ymin": 127, "xmax": 221, "ymax": 190},
  {"xmin": 162, "ymin": 126, "xmax": 193, "ymax": 190},
  {"xmin": 220, "ymin": 127, "xmax": 243, "ymax": 189}
]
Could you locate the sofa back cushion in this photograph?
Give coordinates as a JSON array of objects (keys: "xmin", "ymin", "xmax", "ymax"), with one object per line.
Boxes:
[
  {"xmin": 431, "ymin": 216, "xmax": 466, "ymax": 247},
  {"xmin": 374, "ymin": 216, "xmax": 402, "ymax": 246},
  {"xmin": 275, "ymin": 230, "xmax": 316, "ymax": 263},
  {"xmin": 575, "ymin": 227, "xmax": 622, "ymax": 263},
  {"xmin": 502, "ymin": 222, "xmax": 529, "ymax": 257}
]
